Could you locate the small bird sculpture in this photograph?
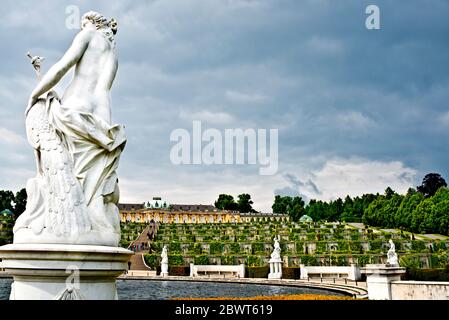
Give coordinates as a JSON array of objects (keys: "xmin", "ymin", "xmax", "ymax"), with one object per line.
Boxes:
[{"xmin": 26, "ymin": 51, "xmax": 45, "ymax": 78}]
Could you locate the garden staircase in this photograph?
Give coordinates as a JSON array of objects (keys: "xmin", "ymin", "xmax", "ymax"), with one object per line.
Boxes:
[{"xmin": 127, "ymin": 225, "xmax": 155, "ymax": 271}]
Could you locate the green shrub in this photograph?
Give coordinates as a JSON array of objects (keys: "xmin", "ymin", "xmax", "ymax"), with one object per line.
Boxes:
[
  {"xmin": 337, "ymin": 241, "xmax": 349, "ymax": 252},
  {"xmin": 247, "ymin": 256, "xmax": 261, "ymax": 267},
  {"xmin": 306, "ymin": 233, "xmax": 316, "ymax": 241},
  {"xmin": 356, "ymin": 255, "xmax": 370, "ymax": 267},
  {"xmin": 315, "ymin": 242, "xmax": 327, "ymax": 253},
  {"xmin": 169, "ymin": 242, "xmax": 181, "ymax": 253},
  {"xmin": 411, "ymin": 240, "xmax": 427, "ymax": 253},
  {"xmin": 143, "ymin": 254, "xmax": 159, "ymax": 268},
  {"xmin": 192, "ymin": 243, "xmax": 203, "ymax": 254},
  {"xmin": 210, "ymin": 242, "xmax": 224, "ymax": 255},
  {"xmin": 369, "ymin": 240, "xmax": 383, "ymax": 252},
  {"xmin": 252, "ymin": 242, "xmax": 265, "ymax": 254},
  {"xmin": 168, "ymin": 254, "xmax": 185, "ymax": 266},
  {"xmin": 428, "ymin": 252, "xmax": 449, "ymax": 269},
  {"xmin": 194, "ymin": 255, "xmax": 210, "ymax": 265},
  {"xmin": 300, "ymin": 255, "xmax": 317, "ymax": 266},
  {"xmin": 436, "ymin": 241, "xmax": 447, "ymax": 251},
  {"xmin": 349, "ymin": 241, "xmax": 362, "ymax": 253},
  {"xmin": 296, "ymin": 242, "xmax": 304, "ymax": 254},
  {"xmin": 221, "ymin": 255, "xmax": 236, "ymax": 265},
  {"xmin": 399, "ymin": 254, "xmax": 420, "ymax": 269},
  {"xmin": 337, "ymin": 255, "xmax": 348, "ymax": 266},
  {"xmin": 350, "ymin": 232, "xmax": 360, "ymax": 241},
  {"xmin": 230, "ymin": 243, "xmax": 241, "ymax": 254},
  {"xmin": 151, "ymin": 242, "xmax": 162, "ymax": 252}
]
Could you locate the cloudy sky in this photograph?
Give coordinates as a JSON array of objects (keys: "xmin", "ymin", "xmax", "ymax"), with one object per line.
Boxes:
[{"xmin": 1, "ymin": 0, "xmax": 449, "ymax": 212}]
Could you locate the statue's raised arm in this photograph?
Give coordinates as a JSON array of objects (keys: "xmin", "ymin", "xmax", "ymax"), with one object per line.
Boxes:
[{"xmin": 25, "ymin": 30, "xmax": 92, "ymax": 115}]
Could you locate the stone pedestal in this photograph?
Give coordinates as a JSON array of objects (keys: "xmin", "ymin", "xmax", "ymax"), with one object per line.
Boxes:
[
  {"xmin": 160, "ymin": 262, "xmax": 169, "ymax": 277},
  {"xmin": 268, "ymin": 258, "xmax": 282, "ymax": 279},
  {"xmin": 0, "ymin": 243, "xmax": 132, "ymax": 300},
  {"xmin": 362, "ymin": 264, "xmax": 406, "ymax": 300}
]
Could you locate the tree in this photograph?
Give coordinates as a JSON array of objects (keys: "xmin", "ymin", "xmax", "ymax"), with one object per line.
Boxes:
[
  {"xmin": 411, "ymin": 198, "xmax": 433, "ymax": 233},
  {"xmin": 384, "ymin": 187, "xmax": 396, "ymax": 199},
  {"xmin": 363, "ymin": 192, "xmax": 403, "ymax": 228},
  {"xmin": 237, "ymin": 194, "xmax": 256, "ymax": 213},
  {"xmin": 214, "ymin": 194, "xmax": 238, "ymax": 211},
  {"xmin": 13, "ymin": 188, "xmax": 27, "ymax": 217},
  {"xmin": 289, "ymin": 196, "xmax": 306, "ymax": 221},
  {"xmin": 306, "ymin": 199, "xmax": 329, "ymax": 221},
  {"xmin": 272, "ymin": 195, "xmax": 290, "ymax": 214},
  {"xmin": 341, "ymin": 195, "xmax": 354, "ymax": 222},
  {"xmin": 328, "ymin": 198, "xmax": 344, "ymax": 221},
  {"xmin": 421, "ymin": 187, "xmax": 449, "ymax": 235},
  {"xmin": 271, "ymin": 195, "xmax": 305, "ymax": 221},
  {"xmin": 417, "ymin": 173, "xmax": 447, "ymax": 198},
  {"xmin": 0, "ymin": 190, "xmax": 15, "ymax": 212},
  {"xmin": 395, "ymin": 188, "xmax": 423, "ymax": 230},
  {"xmin": 363, "ymin": 197, "xmax": 385, "ymax": 226}
]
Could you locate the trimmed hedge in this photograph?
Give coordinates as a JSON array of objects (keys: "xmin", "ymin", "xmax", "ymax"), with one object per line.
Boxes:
[
  {"xmin": 282, "ymin": 267, "xmax": 301, "ymax": 279},
  {"xmin": 404, "ymin": 267, "xmax": 449, "ymax": 281},
  {"xmin": 229, "ymin": 243, "xmax": 240, "ymax": 254},
  {"xmin": 168, "ymin": 254, "xmax": 185, "ymax": 266},
  {"xmin": 300, "ymin": 255, "xmax": 318, "ymax": 266},
  {"xmin": 246, "ymin": 266, "xmax": 269, "ymax": 278},
  {"xmin": 356, "ymin": 255, "xmax": 371, "ymax": 267},
  {"xmin": 169, "ymin": 266, "xmax": 190, "ymax": 276},
  {"xmin": 194, "ymin": 255, "xmax": 210, "ymax": 265},
  {"xmin": 210, "ymin": 242, "xmax": 224, "ymax": 255},
  {"xmin": 411, "ymin": 240, "xmax": 427, "ymax": 253}
]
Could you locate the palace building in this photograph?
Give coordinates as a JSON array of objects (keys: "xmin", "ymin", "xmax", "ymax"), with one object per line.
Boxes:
[{"xmin": 118, "ymin": 197, "xmax": 289, "ymax": 224}]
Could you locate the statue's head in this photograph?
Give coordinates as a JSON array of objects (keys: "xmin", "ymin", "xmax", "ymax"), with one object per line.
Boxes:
[{"xmin": 81, "ymin": 11, "xmax": 117, "ymax": 35}]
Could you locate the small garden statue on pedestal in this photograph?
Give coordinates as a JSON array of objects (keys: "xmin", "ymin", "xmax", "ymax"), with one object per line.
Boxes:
[
  {"xmin": 386, "ymin": 239, "xmax": 399, "ymax": 267},
  {"xmin": 268, "ymin": 235, "xmax": 282, "ymax": 279},
  {"xmin": 161, "ymin": 245, "xmax": 169, "ymax": 277}
]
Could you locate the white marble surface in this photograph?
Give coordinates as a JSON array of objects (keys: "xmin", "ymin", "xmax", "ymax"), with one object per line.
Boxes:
[
  {"xmin": 362, "ymin": 264, "xmax": 406, "ymax": 300},
  {"xmin": 391, "ymin": 281, "xmax": 449, "ymax": 300},
  {"xmin": 0, "ymin": 243, "xmax": 133, "ymax": 300}
]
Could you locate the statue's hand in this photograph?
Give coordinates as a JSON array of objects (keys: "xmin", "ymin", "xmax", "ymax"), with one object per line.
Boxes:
[{"xmin": 25, "ymin": 96, "xmax": 38, "ymax": 116}]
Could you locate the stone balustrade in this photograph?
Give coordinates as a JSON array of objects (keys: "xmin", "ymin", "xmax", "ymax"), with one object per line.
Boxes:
[
  {"xmin": 190, "ymin": 263, "xmax": 245, "ymax": 278},
  {"xmin": 300, "ymin": 264, "xmax": 362, "ymax": 281}
]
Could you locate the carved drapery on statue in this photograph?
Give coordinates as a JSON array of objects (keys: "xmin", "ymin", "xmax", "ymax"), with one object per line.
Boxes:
[{"xmin": 14, "ymin": 91, "xmax": 126, "ymax": 246}]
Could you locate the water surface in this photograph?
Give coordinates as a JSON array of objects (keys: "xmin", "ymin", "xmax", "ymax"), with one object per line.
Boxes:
[{"xmin": 0, "ymin": 278, "xmax": 345, "ymax": 300}]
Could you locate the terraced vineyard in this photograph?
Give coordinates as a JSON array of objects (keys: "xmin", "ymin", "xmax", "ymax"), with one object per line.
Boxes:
[{"xmin": 137, "ymin": 221, "xmax": 449, "ymax": 271}]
